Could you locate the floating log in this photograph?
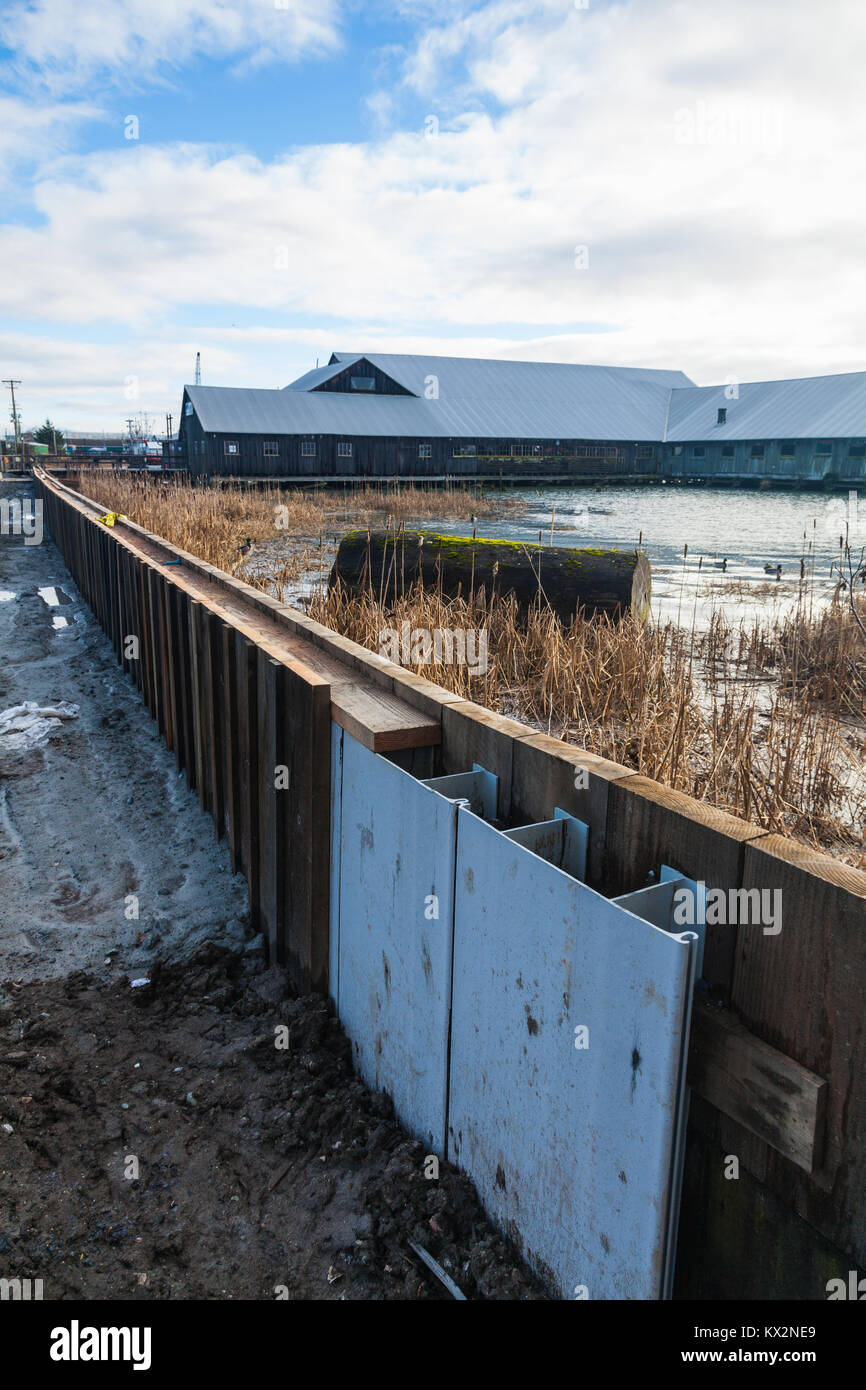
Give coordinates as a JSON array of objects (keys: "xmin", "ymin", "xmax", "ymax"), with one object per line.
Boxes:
[{"xmin": 330, "ymin": 530, "xmax": 651, "ymax": 623}]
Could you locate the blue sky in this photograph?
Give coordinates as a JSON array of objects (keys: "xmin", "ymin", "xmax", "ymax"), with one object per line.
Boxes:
[{"xmin": 0, "ymin": 0, "xmax": 864, "ymax": 432}]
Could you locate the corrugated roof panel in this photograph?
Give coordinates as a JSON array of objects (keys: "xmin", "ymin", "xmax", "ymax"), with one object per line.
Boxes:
[
  {"xmin": 186, "ymin": 386, "xmax": 425, "ymax": 436},
  {"xmin": 666, "ymin": 372, "xmax": 866, "ymax": 441},
  {"xmin": 356, "ymin": 352, "xmax": 694, "ymax": 398},
  {"xmin": 187, "ymin": 376, "xmax": 675, "ymax": 441},
  {"xmin": 284, "ymin": 358, "xmax": 362, "ymax": 391},
  {"xmin": 189, "ymin": 357, "xmax": 866, "ymax": 444},
  {"xmin": 213, "ymin": 353, "xmax": 695, "ymax": 440}
]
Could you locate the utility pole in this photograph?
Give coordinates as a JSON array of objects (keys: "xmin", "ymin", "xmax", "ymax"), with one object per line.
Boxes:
[
  {"xmin": 3, "ymin": 380, "xmax": 22, "ymax": 464},
  {"xmin": 165, "ymin": 412, "xmax": 173, "ymax": 468}
]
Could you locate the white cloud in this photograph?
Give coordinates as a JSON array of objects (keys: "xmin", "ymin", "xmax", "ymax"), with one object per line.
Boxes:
[
  {"xmin": 0, "ymin": 94, "xmax": 105, "ymax": 191},
  {"xmin": 0, "ymin": 0, "xmax": 342, "ymax": 92},
  {"xmin": 3, "ymin": 0, "xmax": 866, "ymax": 428},
  {"xmin": 0, "ymin": 328, "xmax": 269, "ymax": 434}
]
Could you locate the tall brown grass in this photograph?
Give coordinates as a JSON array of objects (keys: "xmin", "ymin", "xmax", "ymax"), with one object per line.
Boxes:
[
  {"xmin": 310, "ymin": 578, "xmax": 866, "ymax": 858},
  {"xmin": 70, "ymin": 472, "xmax": 866, "ymax": 860},
  {"xmin": 69, "ymin": 473, "xmax": 513, "ymax": 573}
]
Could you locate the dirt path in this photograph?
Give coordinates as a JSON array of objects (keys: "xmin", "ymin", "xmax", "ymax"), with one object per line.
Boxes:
[{"xmin": 0, "ymin": 481, "xmax": 543, "ymax": 1300}]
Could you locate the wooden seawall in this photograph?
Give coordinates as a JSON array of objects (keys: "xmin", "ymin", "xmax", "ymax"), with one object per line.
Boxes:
[{"xmin": 32, "ymin": 465, "xmax": 866, "ymax": 1299}]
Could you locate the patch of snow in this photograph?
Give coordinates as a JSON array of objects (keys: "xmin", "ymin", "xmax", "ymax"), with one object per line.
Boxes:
[{"xmin": 0, "ymin": 701, "xmax": 80, "ymax": 762}]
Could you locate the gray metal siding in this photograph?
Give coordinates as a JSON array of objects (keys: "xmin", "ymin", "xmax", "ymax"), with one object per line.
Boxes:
[{"xmin": 664, "ymin": 438, "xmax": 866, "ymax": 482}]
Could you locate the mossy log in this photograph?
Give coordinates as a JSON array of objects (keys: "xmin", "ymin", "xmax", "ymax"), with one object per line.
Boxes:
[{"xmin": 330, "ymin": 530, "xmax": 651, "ymax": 623}]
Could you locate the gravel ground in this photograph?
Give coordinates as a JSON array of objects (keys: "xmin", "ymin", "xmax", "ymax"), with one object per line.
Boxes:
[{"xmin": 0, "ymin": 481, "xmax": 544, "ymax": 1300}]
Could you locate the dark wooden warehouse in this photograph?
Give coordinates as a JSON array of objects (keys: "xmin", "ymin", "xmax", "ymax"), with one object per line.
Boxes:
[{"xmin": 176, "ymin": 351, "xmax": 866, "ymax": 485}]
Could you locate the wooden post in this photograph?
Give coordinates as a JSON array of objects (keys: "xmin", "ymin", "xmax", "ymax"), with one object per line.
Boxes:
[
  {"xmin": 257, "ymin": 653, "xmax": 283, "ymax": 962},
  {"xmin": 165, "ymin": 582, "xmax": 185, "ymax": 776},
  {"xmin": 204, "ymin": 607, "xmax": 225, "ymax": 839},
  {"xmin": 221, "ymin": 621, "xmax": 240, "ymax": 873},
  {"xmin": 146, "ymin": 567, "xmax": 164, "ymax": 736},
  {"xmin": 188, "ymin": 599, "xmax": 205, "ymax": 805},
  {"xmin": 278, "ymin": 662, "xmax": 331, "ymax": 994},
  {"xmin": 154, "ymin": 571, "xmax": 173, "ymax": 752},
  {"xmin": 235, "ymin": 629, "xmax": 259, "ymax": 921}
]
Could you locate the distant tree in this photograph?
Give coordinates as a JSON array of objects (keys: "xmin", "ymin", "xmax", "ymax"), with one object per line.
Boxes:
[{"xmin": 34, "ymin": 419, "xmax": 65, "ymax": 449}]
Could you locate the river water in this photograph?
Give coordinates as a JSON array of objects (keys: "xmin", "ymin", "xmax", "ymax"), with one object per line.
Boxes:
[
  {"xmin": 259, "ymin": 482, "xmax": 864, "ymax": 631},
  {"xmin": 432, "ymin": 483, "xmax": 865, "ymax": 629}
]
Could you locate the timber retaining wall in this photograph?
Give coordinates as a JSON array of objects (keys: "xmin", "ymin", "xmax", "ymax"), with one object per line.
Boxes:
[{"xmin": 31, "ymin": 467, "xmax": 866, "ymax": 1300}]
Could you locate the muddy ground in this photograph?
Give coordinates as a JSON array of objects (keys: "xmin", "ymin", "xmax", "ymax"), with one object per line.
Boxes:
[{"xmin": 0, "ymin": 481, "xmax": 543, "ymax": 1300}]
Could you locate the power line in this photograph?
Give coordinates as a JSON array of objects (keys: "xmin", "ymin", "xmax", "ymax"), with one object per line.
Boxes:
[{"xmin": 2, "ymin": 379, "xmax": 22, "ymax": 461}]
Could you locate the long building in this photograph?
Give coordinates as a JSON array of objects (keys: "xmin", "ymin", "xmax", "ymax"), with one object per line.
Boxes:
[{"xmin": 177, "ymin": 351, "xmax": 866, "ymax": 484}]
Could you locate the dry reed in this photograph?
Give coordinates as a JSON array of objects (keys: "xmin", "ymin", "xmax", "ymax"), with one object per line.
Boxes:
[
  {"xmin": 69, "ymin": 473, "xmax": 517, "ymax": 576},
  {"xmin": 70, "ymin": 472, "xmax": 866, "ymax": 861},
  {"xmin": 310, "ymin": 577, "xmax": 866, "ymax": 859}
]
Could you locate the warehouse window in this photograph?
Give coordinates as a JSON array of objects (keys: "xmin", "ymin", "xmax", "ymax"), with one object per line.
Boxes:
[
  {"xmin": 350, "ymin": 376, "xmax": 375, "ymax": 391},
  {"xmin": 750, "ymin": 444, "xmax": 765, "ymax": 459},
  {"xmin": 717, "ymin": 407, "xmax": 727, "ymax": 425},
  {"xmin": 453, "ymin": 444, "xmax": 477, "ymax": 457},
  {"xmin": 692, "ymin": 446, "xmax": 706, "ymax": 458},
  {"xmin": 780, "ymin": 440, "xmax": 796, "ymax": 456},
  {"xmin": 849, "ymin": 444, "xmax": 866, "ymax": 458},
  {"xmin": 418, "ymin": 443, "xmax": 432, "ymax": 458},
  {"xmin": 224, "ymin": 440, "xmax": 239, "ymax": 455},
  {"xmin": 337, "ymin": 442, "xmax": 353, "ymax": 457},
  {"xmin": 263, "ymin": 441, "xmax": 279, "ymax": 457},
  {"xmin": 300, "ymin": 441, "xmax": 316, "ymax": 457},
  {"xmin": 721, "ymin": 445, "xmax": 735, "ymax": 458},
  {"xmin": 815, "ymin": 440, "xmax": 833, "ymax": 455}
]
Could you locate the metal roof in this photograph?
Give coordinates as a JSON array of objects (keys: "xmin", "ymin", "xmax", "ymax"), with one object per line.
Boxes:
[
  {"xmin": 184, "ymin": 385, "xmax": 441, "ymax": 437},
  {"xmin": 188, "ymin": 378, "xmax": 675, "ymax": 441},
  {"xmin": 665, "ymin": 372, "xmax": 866, "ymax": 441},
  {"xmin": 184, "ymin": 356, "xmax": 866, "ymax": 444},
  {"xmin": 284, "ymin": 358, "xmax": 362, "ymax": 391},
  {"xmin": 187, "ymin": 353, "xmax": 693, "ymax": 441},
  {"xmin": 324, "ymin": 351, "xmax": 693, "ymax": 398}
]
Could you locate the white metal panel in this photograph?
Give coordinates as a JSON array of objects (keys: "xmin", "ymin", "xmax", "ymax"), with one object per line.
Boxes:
[
  {"xmin": 617, "ymin": 869, "xmax": 706, "ymax": 980},
  {"xmin": 448, "ymin": 808, "xmax": 696, "ymax": 1300},
  {"xmin": 328, "ymin": 722, "xmax": 344, "ymax": 1008},
  {"xmin": 333, "ymin": 729, "xmax": 461, "ymax": 1153},
  {"xmin": 421, "ymin": 766, "xmax": 498, "ymax": 821},
  {"xmin": 502, "ymin": 808, "xmax": 588, "ymax": 883}
]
